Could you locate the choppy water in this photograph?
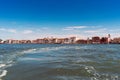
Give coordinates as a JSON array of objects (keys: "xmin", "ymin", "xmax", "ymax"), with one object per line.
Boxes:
[{"xmin": 0, "ymin": 44, "xmax": 120, "ymax": 80}]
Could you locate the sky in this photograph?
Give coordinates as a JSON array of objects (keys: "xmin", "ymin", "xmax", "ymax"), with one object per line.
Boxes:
[{"xmin": 0, "ymin": 0, "xmax": 120, "ymax": 40}]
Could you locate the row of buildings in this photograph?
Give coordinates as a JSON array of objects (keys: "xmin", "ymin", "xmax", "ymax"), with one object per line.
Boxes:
[
  {"xmin": 0, "ymin": 34, "xmax": 120, "ymax": 44},
  {"xmin": 0, "ymin": 37, "xmax": 76, "ymax": 44},
  {"xmin": 76, "ymin": 34, "xmax": 111, "ymax": 44},
  {"xmin": 76, "ymin": 34, "xmax": 120, "ymax": 44}
]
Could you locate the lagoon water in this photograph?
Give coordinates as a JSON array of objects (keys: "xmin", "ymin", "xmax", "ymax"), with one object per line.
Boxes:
[{"xmin": 0, "ymin": 44, "xmax": 120, "ymax": 80}]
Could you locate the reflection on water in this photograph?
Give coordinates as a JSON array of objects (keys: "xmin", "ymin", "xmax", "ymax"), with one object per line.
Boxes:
[{"xmin": 0, "ymin": 44, "xmax": 119, "ymax": 80}]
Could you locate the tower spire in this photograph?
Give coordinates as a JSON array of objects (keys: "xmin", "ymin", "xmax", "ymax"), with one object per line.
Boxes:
[{"xmin": 108, "ymin": 34, "xmax": 111, "ymax": 44}]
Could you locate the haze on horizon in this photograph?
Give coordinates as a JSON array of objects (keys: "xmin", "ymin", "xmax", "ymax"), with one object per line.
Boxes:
[{"xmin": 0, "ymin": 0, "xmax": 120, "ymax": 40}]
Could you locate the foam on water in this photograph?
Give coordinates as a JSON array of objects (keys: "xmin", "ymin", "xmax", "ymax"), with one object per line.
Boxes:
[
  {"xmin": 23, "ymin": 48, "xmax": 37, "ymax": 53},
  {"xmin": 22, "ymin": 46, "xmax": 85, "ymax": 54},
  {"xmin": 0, "ymin": 64, "xmax": 6, "ymax": 68},
  {"xmin": 84, "ymin": 66, "xmax": 119, "ymax": 80},
  {"xmin": 0, "ymin": 70, "xmax": 7, "ymax": 78},
  {"xmin": 0, "ymin": 64, "xmax": 8, "ymax": 80},
  {"xmin": 21, "ymin": 57, "xmax": 48, "ymax": 61}
]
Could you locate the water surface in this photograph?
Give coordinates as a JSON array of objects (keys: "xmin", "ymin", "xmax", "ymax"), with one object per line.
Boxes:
[{"xmin": 0, "ymin": 44, "xmax": 119, "ymax": 80}]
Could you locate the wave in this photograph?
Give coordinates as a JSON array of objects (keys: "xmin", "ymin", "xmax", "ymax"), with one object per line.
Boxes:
[
  {"xmin": 0, "ymin": 70, "xmax": 7, "ymax": 79},
  {"xmin": 0, "ymin": 64, "xmax": 8, "ymax": 80},
  {"xmin": 0, "ymin": 64, "xmax": 6, "ymax": 69},
  {"xmin": 22, "ymin": 45, "xmax": 89, "ymax": 54},
  {"xmin": 0, "ymin": 46, "xmax": 72, "ymax": 79},
  {"xmin": 54, "ymin": 65, "xmax": 119, "ymax": 80},
  {"xmin": 21, "ymin": 57, "xmax": 46, "ymax": 61},
  {"xmin": 84, "ymin": 66, "xmax": 119, "ymax": 80}
]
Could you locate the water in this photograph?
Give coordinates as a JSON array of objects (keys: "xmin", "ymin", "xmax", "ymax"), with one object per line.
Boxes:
[{"xmin": 0, "ymin": 44, "xmax": 119, "ymax": 80}]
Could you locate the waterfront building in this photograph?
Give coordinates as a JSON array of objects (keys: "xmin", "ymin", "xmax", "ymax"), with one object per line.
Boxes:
[
  {"xmin": 69, "ymin": 37, "xmax": 76, "ymax": 44},
  {"xmin": 4, "ymin": 39, "xmax": 13, "ymax": 44},
  {"xmin": 19, "ymin": 40, "xmax": 31, "ymax": 44},
  {"xmin": 48, "ymin": 38, "xmax": 57, "ymax": 44},
  {"xmin": 26, "ymin": 40, "xmax": 31, "ymax": 43},
  {"xmin": 112, "ymin": 37, "xmax": 120, "ymax": 44},
  {"xmin": 12, "ymin": 40, "xmax": 20, "ymax": 44},
  {"xmin": 36, "ymin": 39, "xmax": 44, "ymax": 44},
  {"xmin": 87, "ymin": 37, "xmax": 90, "ymax": 44},
  {"xmin": 42, "ymin": 38, "xmax": 49, "ymax": 44},
  {"xmin": 56, "ymin": 38, "xmax": 64, "ymax": 44},
  {"xmin": 53, "ymin": 38, "xmax": 58, "ymax": 44},
  {"xmin": 92, "ymin": 36, "xmax": 100, "ymax": 44},
  {"xmin": 31, "ymin": 40, "xmax": 37, "ymax": 44},
  {"xmin": 87, "ymin": 38, "xmax": 92, "ymax": 44},
  {"xmin": 76, "ymin": 39, "xmax": 87, "ymax": 44},
  {"xmin": 63, "ymin": 38, "xmax": 69, "ymax": 44},
  {"xmin": 100, "ymin": 37, "xmax": 108, "ymax": 44}
]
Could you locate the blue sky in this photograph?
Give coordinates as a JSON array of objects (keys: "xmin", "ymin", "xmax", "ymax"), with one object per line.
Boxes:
[{"xmin": 0, "ymin": 0, "xmax": 120, "ymax": 40}]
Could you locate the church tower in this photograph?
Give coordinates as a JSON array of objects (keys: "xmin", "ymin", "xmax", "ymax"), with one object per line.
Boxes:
[{"xmin": 108, "ymin": 34, "xmax": 111, "ymax": 44}]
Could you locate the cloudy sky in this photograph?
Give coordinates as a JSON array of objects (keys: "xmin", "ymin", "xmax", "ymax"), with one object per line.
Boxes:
[{"xmin": 0, "ymin": 0, "xmax": 120, "ymax": 40}]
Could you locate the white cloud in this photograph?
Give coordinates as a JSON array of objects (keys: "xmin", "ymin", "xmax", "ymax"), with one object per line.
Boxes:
[
  {"xmin": 8, "ymin": 29, "xmax": 17, "ymax": 33},
  {"xmin": 62, "ymin": 28, "xmax": 73, "ymax": 31},
  {"xmin": 0, "ymin": 25, "xmax": 119, "ymax": 40},
  {"xmin": 68, "ymin": 26, "xmax": 87, "ymax": 29},
  {"xmin": 63, "ymin": 26, "xmax": 87, "ymax": 31},
  {"xmin": 84, "ymin": 28, "xmax": 107, "ymax": 33},
  {"xmin": 0, "ymin": 28, "xmax": 17, "ymax": 33},
  {"xmin": 22, "ymin": 30, "xmax": 33, "ymax": 34}
]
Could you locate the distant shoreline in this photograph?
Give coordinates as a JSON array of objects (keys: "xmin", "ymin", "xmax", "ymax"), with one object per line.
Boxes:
[{"xmin": 0, "ymin": 34, "xmax": 120, "ymax": 44}]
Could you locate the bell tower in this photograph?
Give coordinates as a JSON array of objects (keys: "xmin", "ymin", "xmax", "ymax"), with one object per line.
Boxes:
[{"xmin": 108, "ymin": 34, "xmax": 111, "ymax": 44}]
